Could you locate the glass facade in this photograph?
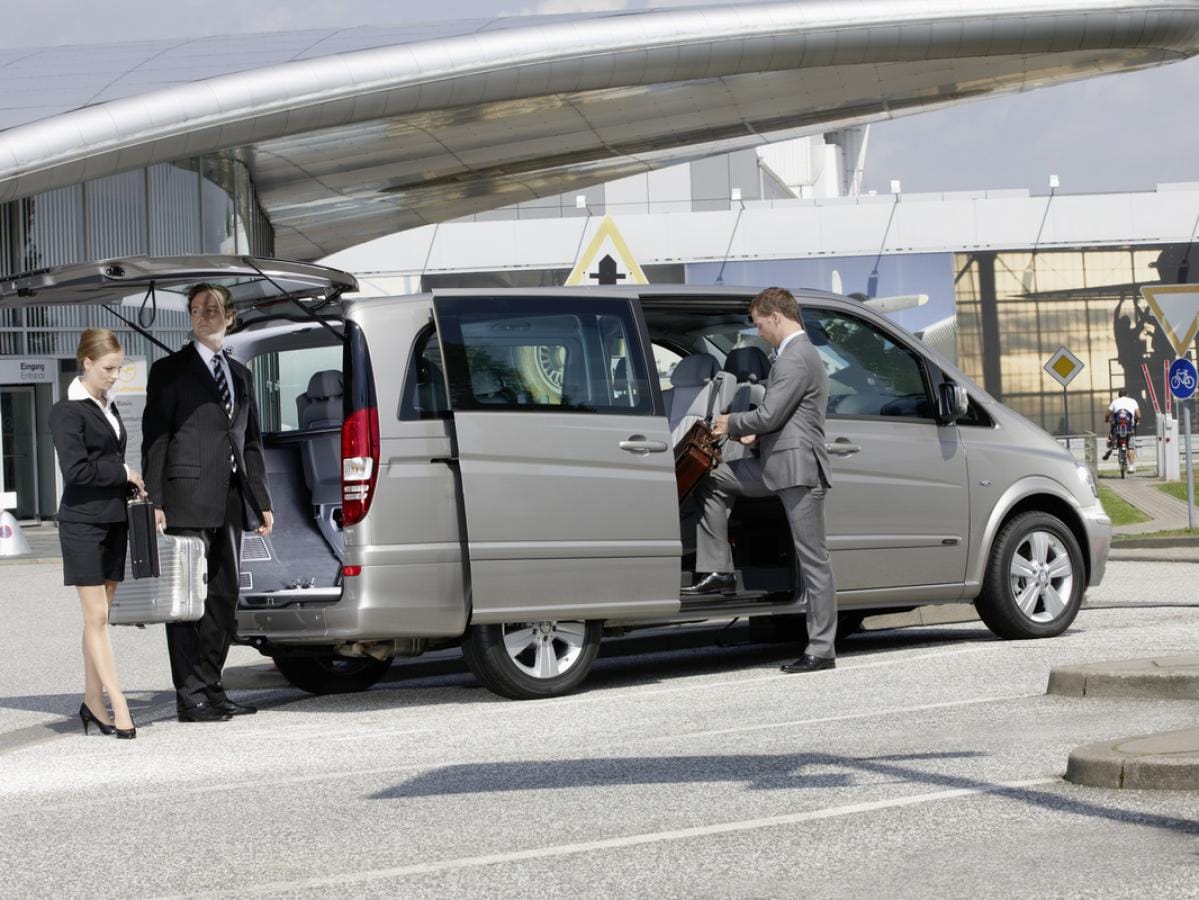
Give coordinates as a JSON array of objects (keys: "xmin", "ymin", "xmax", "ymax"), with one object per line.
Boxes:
[
  {"xmin": 953, "ymin": 245, "xmax": 1196, "ymax": 435},
  {"xmin": 0, "ymin": 156, "xmax": 274, "ymax": 519}
]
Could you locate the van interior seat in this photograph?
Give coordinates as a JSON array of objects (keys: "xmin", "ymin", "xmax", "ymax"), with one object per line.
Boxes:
[
  {"xmin": 296, "ymin": 370, "xmax": 343, "ymax": 429},
  {"xmin": 668, "ymin": 352, "xmax": 734, "ymax": 446},
  {"xmin": 721, "ymin": 346, "xmax": 771, "ymax": 461},
  {"xmin": 294, "ymin": 369, "xmax": 344, "ymax": 560},
  {"xmin": 722, "ymin": 346, "xmax": 771, "ymax": 413}
]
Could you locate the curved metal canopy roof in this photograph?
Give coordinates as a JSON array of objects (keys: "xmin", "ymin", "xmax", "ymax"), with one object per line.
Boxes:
[{"xmin": 2, "ymin": 0, "xmax": 1198, "ymax": 260}]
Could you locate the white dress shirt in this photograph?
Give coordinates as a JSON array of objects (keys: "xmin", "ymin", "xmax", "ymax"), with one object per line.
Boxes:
[{"xmin": 194, "ymin": 340, "xmax": 235, "ymax": 413}]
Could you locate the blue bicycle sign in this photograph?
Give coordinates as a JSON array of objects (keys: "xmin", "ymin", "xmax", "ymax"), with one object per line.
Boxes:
[{"xmin": 1169, "ymin": 358, "xmax": 1198, "ymax": 400}]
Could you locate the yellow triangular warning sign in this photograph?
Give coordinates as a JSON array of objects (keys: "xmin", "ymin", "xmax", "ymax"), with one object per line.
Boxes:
[
  {"xmin": 1140, "ymin": 284, "xmax": 1199, "ymax": 357},
  {"xmin": 565, "ymin": 216, "xmax": 648, "ymax": 286}
]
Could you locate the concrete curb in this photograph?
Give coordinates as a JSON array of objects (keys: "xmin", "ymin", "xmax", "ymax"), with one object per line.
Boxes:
[
  {"xmin": 1047, "ymin": 656, "xmax": 1199, "ymax": 700},
  {"xmin": 0, "ymin": 556, "xmax": 61, "ymax": 567},
  {"xmin": 1066, "ymin": 729, "xmax": 1199, "ymax": 790}
]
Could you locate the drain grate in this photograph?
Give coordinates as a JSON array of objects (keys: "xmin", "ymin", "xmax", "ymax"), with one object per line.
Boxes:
[{"xmin": 241, "ymin": 534, "xmax": 272, "ymax": 561}]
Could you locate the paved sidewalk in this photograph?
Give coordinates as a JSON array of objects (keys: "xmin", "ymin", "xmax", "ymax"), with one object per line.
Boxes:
[
  {"xmin": 1049, "ymin": 656, "xmax": 1199, "ymax": 790},
  {"xmin": 1103, "ymin": 474, "xmax": 1198, "ymax": 536}
]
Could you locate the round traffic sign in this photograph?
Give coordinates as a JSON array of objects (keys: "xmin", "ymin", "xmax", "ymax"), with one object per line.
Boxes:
[{"xmin": 1169, "ymin": 357, "xmax": 1197, "ymax": 400}]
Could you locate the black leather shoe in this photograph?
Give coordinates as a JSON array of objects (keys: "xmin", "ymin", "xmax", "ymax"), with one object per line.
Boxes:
[
  {"xmin": 213, "ymin": 698, "xmax": 258, "ymax": 717},
  {"xmin": 681, "ymin": 572, "xmax": 736, "ymax": 596},
  {"xmin": 177, "ymin": 702, "xmax": 233, "ymax": 723},
  {"xmin": 780, "ymin": 654, "xmax": 836, "ymax": 673}
]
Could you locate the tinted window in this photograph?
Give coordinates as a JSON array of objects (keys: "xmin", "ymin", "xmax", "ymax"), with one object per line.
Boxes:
[
  {"xmin": 801, "ymin": 307, "xmax": 932, "ymax": 419},
  {"xmin": 399, "ymin": 326, "xmax": 450, "ymax": 420},
  {"xmin": 435, "ymin": 297, "xmax": 654, "ymax": 414}
]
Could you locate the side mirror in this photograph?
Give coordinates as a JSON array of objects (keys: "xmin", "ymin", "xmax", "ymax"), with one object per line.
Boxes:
[{"xmin": 937, "ymin": 381, "xmax": 969, "ymax": 424}]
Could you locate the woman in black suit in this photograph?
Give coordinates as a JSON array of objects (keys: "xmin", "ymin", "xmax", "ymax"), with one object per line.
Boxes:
[{"xmin": 49, "ymin": 328, "xmax": 146, "ymax": 740}]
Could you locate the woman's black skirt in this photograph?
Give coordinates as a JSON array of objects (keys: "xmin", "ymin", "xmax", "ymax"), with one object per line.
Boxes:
[{"xmin": 59, "ymin": 521, "xmax": 128, "ymax": 586}]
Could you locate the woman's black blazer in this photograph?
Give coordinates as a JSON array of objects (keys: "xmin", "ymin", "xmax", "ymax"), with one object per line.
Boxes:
[{"xmin": 49, "ymin": 398, "xmax": 128, "ymax": 524}]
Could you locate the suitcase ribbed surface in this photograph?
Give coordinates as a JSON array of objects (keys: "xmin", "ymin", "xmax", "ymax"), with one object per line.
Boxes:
[{"xmin": 109, "ymin": 535, "xmax": 208, "ymax": 626}]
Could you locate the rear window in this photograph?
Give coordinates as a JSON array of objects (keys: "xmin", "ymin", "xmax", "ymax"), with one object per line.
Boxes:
[{"xmin": 251, "ymin": 345, "xmax": 342, "ymax": 432}]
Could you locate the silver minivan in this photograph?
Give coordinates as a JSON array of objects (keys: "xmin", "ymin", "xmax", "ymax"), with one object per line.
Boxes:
[{"xmin": 3, "ymin": 257, "xmax": 1112, "ymax": 700}]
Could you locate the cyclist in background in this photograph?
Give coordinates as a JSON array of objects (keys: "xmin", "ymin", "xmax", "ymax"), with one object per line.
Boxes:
[{"xmin": 1103, "ymin": 388, "xmax": 1141, "ymax": 473}]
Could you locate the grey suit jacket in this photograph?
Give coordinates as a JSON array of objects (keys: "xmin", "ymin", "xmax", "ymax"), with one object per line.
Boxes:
[{"xmin": 726, "ymin": 332, "xmax": 830, "ymax": 491}]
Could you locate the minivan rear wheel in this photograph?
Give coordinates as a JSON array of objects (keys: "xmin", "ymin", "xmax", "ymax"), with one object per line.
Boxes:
[
  {"xmin": 975, "ymin": 511, "xmax": 1084, "ymax": 640},
  {"xmin": 462, "ymin": 620, "xmax": 602, "ymax": 700},
  {"xmin": 273, "ymin": 654, "xmax": 391, "ymax": 695}
]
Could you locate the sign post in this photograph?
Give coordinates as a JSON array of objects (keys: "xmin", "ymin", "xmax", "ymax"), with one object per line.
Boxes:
[
  {"xmin": 1169, "ymin": 357, "xmax": 1197, "ymax": 530},
  {"xmin": 1044, "ymin": 346, "xmax": 1084, "ymax": 449}
]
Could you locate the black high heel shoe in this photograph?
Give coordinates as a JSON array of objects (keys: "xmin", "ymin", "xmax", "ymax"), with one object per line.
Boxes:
[
  {"xmin": 79, "ymin": 702, "xmax": 115, "ymax": 736},
  {"xmin": 114, "ymin": 718, "xmax": 136, "ymax": 740}
]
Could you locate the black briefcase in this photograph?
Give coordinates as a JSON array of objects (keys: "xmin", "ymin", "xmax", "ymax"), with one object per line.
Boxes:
[{"xmin": 127, "ymin": 498, "xmax": 160, "ymax": 580}]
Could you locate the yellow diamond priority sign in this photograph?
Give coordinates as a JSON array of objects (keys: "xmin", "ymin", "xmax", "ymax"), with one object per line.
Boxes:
[{"xmin": 1044, "ymin": 346, "xmax": 1084, "ymax": 388}]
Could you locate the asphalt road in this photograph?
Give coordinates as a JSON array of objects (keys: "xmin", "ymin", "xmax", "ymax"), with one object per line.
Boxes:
[{"xmin": 0, "ymin": 560, "xmax": 1196, "ymax": 899}]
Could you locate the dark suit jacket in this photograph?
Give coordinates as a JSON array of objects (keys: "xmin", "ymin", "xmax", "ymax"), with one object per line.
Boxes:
[
  {"xmin": 49, "ymin": 396, "xmax": 129, "ymax": 523},
  {"xmin": 142, "ymin": 343, "xmax": 272, "ymax": 530}
]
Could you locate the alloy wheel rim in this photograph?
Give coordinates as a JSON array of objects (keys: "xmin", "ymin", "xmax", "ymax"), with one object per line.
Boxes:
[
  {"xmin": 502, "ymin": 621, "xmax": 587, "ymax": 679},
  {"xmin": 1008, "ymin": 530, "xmax": 1074, "ymax": 623}
]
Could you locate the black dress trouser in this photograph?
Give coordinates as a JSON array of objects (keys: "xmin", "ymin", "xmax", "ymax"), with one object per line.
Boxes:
[{"xmin": 165, "ymin": 480, "xmax": 244, "ymax": 708}]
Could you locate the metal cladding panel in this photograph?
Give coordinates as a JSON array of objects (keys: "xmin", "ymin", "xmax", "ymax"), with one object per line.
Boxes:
[{"xmin": 1, "ymin": 2, "xmax": 1198, "ymax": 257}]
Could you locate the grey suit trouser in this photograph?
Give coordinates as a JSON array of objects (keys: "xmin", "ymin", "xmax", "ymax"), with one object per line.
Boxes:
[{"xmin": 695, "ymin": 457, "xmax": 838, "ymax": 659}]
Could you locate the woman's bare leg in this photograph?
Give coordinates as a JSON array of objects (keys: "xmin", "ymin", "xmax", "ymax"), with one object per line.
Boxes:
[
  {"xmin": 79, "ymin": 583, "xmax": 132, "ymax": 730},
  {"xmin": 80, "ymin": 616, "xmax": 109, "ymax": 724}
]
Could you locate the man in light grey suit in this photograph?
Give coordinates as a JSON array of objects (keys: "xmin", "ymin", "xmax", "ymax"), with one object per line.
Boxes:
[{"xmin": 681, "ymin": 287, "xmax": 837, "ymax": 673}]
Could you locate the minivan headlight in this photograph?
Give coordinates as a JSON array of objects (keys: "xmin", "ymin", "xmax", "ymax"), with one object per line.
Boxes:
[{"xmin": 1077, "ymin": 464, "xmax": 1098, "ymax": 498}]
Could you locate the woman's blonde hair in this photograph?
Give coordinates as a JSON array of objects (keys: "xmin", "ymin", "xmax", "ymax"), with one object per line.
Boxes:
[{"xmin": 76, "ymin": 328, "xmax": 123, "ymax": 369}]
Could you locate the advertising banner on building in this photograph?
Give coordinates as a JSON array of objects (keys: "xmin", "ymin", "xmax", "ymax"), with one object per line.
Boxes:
[{"xmin": 112, "ymin": 357, "xmax": 148, "ymax": 457}]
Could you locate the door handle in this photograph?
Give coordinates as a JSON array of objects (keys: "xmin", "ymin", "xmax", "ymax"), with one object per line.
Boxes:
[
  {"xmin": 620, "ymin": 436, "xmax": 669, "ymax": 454},
  {"xmin": 825, "ymin": 439, "xmax": 861, "ymax": 456}
]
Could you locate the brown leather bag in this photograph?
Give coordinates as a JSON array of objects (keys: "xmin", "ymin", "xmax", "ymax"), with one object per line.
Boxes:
[
  {"xmin": 674, "ymin": 419, "xmax": 722, "ymax": 502},
  {"xmin": 673, "ymin": 374, "xmax": 726, "ymax": 502}
]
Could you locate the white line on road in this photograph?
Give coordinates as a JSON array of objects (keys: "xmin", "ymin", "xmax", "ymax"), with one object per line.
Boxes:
[
  {"xmin": 168, "ymin": 777, "xmax": 1057, "ymax": 898},
  {"xmin": 633, "ymin": 694, "xmax": 1042, "ymax": 743}
]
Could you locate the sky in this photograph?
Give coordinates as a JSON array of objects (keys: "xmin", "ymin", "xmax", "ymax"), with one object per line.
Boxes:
[{"xmin": 2, "ymin": 0, "xmax": 1197, "ymax": 196}]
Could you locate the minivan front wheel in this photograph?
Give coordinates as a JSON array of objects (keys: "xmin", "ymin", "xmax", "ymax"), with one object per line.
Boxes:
[
  {"xmin": 462, "ymin": 620, "xmax": 602, "ymax": 700},
  {"xmin": 976, "ymin": 511, "xmax": 1084, "ymax": 640}
]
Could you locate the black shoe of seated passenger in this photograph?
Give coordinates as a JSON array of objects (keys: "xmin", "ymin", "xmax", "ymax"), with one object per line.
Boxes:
[{"xmin": 681, "ymin": 572, "xmax": 736, "ymax": 596}]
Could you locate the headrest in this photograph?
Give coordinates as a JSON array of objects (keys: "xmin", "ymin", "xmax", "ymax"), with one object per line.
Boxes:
[
  {"xmin": 723, "ymin": 346, "xmax": 771, "ymax": 383},
  {"xmin": 306, "ymin": 370, "xmax": 342, "ymax": 400},
  {"xmin": 670, "ymin": 353, "xmax": 720, "ymax": 388}
]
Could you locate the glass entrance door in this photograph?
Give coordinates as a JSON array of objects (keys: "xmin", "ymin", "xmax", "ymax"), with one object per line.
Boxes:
[{"xmin": 0, "ymin": 387, "xmax": 39, "ymax": 520}]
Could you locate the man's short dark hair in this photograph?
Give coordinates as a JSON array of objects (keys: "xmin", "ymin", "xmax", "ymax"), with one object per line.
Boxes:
[
  {"xmin": 750, "ymin": 286, "xmax": 800, "ymax": 322},
  {"xmin": 1117, "ymin": 388, "xmax": 1127, "ymax": 397},
  {"xmin": 187, "ymin": 282, "xmax": 234, "ymax": 317}
]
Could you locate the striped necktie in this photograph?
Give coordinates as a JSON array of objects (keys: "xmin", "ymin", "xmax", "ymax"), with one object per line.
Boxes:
[{"xmin": 212, "ymin": 354, "xmax": 232, "ymax": 417}]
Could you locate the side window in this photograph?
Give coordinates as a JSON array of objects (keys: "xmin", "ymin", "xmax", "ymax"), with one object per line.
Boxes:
[
  {"xmin": 653, "ymin": 343, "xmax": 685, "ymax": 390},
  {"xmin": 800, "ymin": 307, "xmax": 932, "ymax": 419},
  {"xmin": 956, "ymin": 395, "xmax": 993, "ymax": 428},
  {"xmin": 399, "ymin": 326, "xmax": 451, "ymax": 420},
  {"xmin": 251, "ymin": 345, "xmax": 343, "ymax": 432},
  {"xmin": 435, "ymin": 297, "xmax": 654, "ymax": 414}
]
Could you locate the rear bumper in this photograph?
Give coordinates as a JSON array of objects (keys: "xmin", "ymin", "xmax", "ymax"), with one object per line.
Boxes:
[
  {"xmin": 1081, "ymin": 504, "xmax": 1112, "ymax": 587},
  {"xmin": 236, "ymin": 562, "xmax": 468, "ymax": 644}
]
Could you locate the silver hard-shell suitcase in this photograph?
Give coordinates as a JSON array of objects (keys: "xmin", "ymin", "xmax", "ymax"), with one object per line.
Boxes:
[{"xmin": 109, "ymin": 534, "xmax": 207, "ymax": 626}]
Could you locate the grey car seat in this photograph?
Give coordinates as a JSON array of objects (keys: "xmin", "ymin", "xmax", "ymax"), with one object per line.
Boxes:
[
  {"xmin": 720, "ymin": 346, "xmax": 771, "ymax": 461},
  {"xmin": 295, "ymin": 370, "xmax": 344, "ymax": 560},
  {"xmin": 667, "ymin": 353, "xmax": 735, "ymax": 446}
]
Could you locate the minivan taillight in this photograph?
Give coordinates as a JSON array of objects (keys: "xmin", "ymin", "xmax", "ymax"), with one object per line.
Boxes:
[
  {"xmin": 341, "ymin": 319, "xmax": 379, "ymax": 528},
  {"xmin": 341, "ymin": 407, "xmax": 379, "ymax": 526}
]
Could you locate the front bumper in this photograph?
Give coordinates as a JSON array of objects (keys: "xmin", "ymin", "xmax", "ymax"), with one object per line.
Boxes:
[{"xmin": 1081, "ymin": 504, "xmax": 1112, "ymax": 587}]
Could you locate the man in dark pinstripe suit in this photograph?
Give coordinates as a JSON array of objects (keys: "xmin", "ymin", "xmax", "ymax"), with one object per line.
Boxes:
[{"xmin": 143, "ymin": 284, "xmax": 274, "ymax": 722}]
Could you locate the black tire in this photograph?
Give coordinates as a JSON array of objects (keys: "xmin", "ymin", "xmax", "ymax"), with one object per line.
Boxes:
[
  {"xmin": 273, "ymin": 654, "xmax": 391, "ymax": 695},
  {"xmin": 975, "ymin": 510, "xmax": 1084, "ymax": 640},
  {"xmin": 461, "ymin": 620, "xmax": 602, "ymax": 700}
]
